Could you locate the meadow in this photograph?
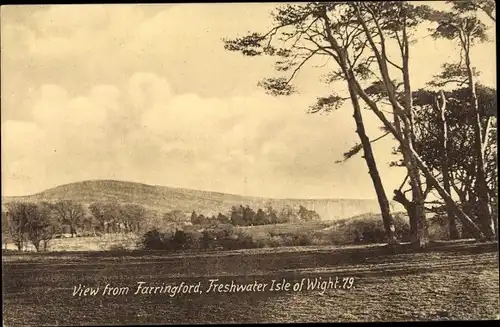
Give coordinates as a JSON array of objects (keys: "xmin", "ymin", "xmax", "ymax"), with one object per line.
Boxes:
[
  {"xmin": 3, "ymin": 240, "xmax": 499, "ymax": 325},
  {"xmin": 0, "ymin": 213, "xmax": 421, "ymax": 251}
]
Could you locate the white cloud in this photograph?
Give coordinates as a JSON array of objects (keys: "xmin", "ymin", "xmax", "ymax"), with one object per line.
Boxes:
[
  {"xmin": 0, "ymin": 3, "xmax": 495, "ymax": 198},
  {"xmin": 3, "ymin": 70, "xmax": 385, "ymax": 198},
  {"xmin": 32, "ymin": 84, "xmax": 108, "ymax": 128}
]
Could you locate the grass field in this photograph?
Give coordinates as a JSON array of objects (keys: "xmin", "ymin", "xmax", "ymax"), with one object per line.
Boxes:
[{"xmin": 3, "ymin": 240, "xmax": 499, "ymax": 325}]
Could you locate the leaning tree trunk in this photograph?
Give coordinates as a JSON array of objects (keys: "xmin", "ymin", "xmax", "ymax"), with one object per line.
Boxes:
[
  {"xmin": 436, "ymin": 90, "xmax": 460, "ymax": 239},
  {"xmin": 346, "ymin": 71, "xmax": 398, "ymax": 245},
  {"xmin": 322, "ymin": 7, "xmax": 483, "ymax": 243},
  {"xmin": 465, "ymin": 48, "xmax": 495, "ymax": 239},
  {"xmin": 351, "ymin": 79, "xmax": 485, "ymax": 241}
]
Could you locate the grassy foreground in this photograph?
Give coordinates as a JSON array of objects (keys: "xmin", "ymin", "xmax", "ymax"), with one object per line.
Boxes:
[{"xmin": 2, "ymin": 240, "xmax": 499, "ymax": 324}]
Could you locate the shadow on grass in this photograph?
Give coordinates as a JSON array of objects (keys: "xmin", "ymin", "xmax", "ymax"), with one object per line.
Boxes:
[{"xmin": 3, "ymin": 239, "xmax": 498, "ymax": 258}]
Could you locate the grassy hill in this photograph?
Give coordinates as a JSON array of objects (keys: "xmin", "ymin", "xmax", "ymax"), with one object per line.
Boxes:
[{"xmin": 1, "ymin": 179, "xmax": 393, "ymax": 220}]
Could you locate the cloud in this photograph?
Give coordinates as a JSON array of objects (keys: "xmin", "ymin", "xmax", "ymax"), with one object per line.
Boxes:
[
  {"xmin": 0, "ymin": 3, "xmax": 495, "ymax": 198},
  {"xmin": 2, "ymin": 69, "xmax": 396, "ymax": 198},
  {"xmin": 32, "ymin": 84, "xmax": 108, "ymax": 128}
]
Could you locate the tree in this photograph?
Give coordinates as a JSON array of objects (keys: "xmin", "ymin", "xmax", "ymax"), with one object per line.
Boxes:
[
  {"xmin": 89, "ymin": 202, "xmax": 106, "ymax": 233},
  {"xmin": 230, "ymin": 205, "xmax": 245, "ymax": 226},
  {"xmin": 191, "ymin": 210, "xmax": 199, "ymax": 225},
  {"xmin": 254, "ymin": 208, "xmax": 270, "ymax": 225},
  {"xmin": 88, "ymin": 202, "xmax": 123, "ymax": 233},
  {"xmin": 223, "ymin": 2, "xmax": 487, "ymax": 247},
  {"xmin": 223, "ymin": 2, "xmax": 407, "ymax": 246},
  {"xmin": 410, "ymin": 86, "xmax": 497, "ymax": 238},
  {"xmin": 243, "ymin": 206, "xmax": 256, "ymax": 226},
  {"xmin": 25, "ymin": 202, "xmax": 56, "ymax": 252},
  {"xmin": 4, "ymin": 202, "xmax": 57, "ymax": 251},
  {"xmin": 448, "ymin": 0, "xmax": 495, "ymax": 23},
  {"xmin": 278, "ymin": 205, "xmax": 298, "ymax": 224},
  {"xmin": 429, "ymin": 3, "xmax": 496, "ymax": 239},
  {"xmin": 265, "ymin": 204, "xmax": 279, "ymax": 224},
  {"xmin": 2, "ymin": 211, "xmax": 11, "ymax": 249},
  {"xmin": 435, "ymin": 90, "xmax": 460, "ymax": 239},
  {"xmin": 120, "ymin": 204, "xmax": 147, "ymax": 233},
  {"xmin": 5, "ymin": 202, "xmax": 32, "ymax": 250},
  {"xmin": 217, "ymin": 213, "xmax": 231, "ymax": 224},
  {"xmin": 52, "ymin": 200, "xmax": 85, "ymax": 237},
  {"xmin": 81, "ymin": 214, "xmax": 96, "ymax": 235},
  {"xmin": 197, "ymin": 214, "xmax": 208, "ymax": 226},
  {"xmin": 298, "ymin": 205, "xmax": 321, "ymax": 222},
  {"xmin": 171, "ymin": 230, "xmax": 188, "ymax": 250},
  {"xmin": 163, "ymin": 210, "xmax": 188, "ymax": 227}
]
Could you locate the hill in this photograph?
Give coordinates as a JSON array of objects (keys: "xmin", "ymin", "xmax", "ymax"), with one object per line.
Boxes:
[{"xmin": 1, "ymin": 179, "xmax": 393, "ymax": 220}]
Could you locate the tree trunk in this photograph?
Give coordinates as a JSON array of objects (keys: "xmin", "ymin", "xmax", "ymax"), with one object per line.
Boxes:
[
  {"xmin": 351, "ymin": 79, "xmax": 485, "ymax": 241},
  {"xmin": 346, "ymin": 74, "xmax": 398, "ymax": 245},
  {"xmin": 393, "ymin": 111, "xmax": 428, "ymax": 248},
  {"xmin": 400, "ymin": 31, "xmax": 429, "ymax": 249},
  {"xmin": 412, "ymin": 148, "xmax": 485, "ymax": 240},
  {"xmin": 33, "ymin": 241, "xmax": 40, "ymax": 252},
  {"xmin": 465, "ymin": 48, "xmax": 495, "ymax": 239},
  {"xmin": 393, "ymin": 189, "xmax": 417, "ymax": 236},
  {"xmin": 436, "ymin": 90, "xmax": 460, "ymax": 239},
  {"xmin": 321, "ymin": 7, "xmax": 484, "ymax": 243}
]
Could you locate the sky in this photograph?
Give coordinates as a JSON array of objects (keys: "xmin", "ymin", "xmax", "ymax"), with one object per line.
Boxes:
[{"xmin": 0, "ymin": 3, "xmax": 496, "ymax": 199}]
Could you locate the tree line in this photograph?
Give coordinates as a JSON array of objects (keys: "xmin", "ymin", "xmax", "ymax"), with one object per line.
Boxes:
[
  {"xmin": 189, "ymin": 205, "xmax": 320, "ymax": 227},
  {"xmin": 223, "ymin": 0, "xmax": 498, "ymax": 248},
  {"xmin": 2, "ymin": 199, "xmax": 320, "ymax": 251},
  {"xmin": 2, "ymin": 200, "xmax": 148, "ymax": 251}
]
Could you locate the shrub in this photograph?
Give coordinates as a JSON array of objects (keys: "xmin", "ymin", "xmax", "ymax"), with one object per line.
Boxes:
[
  {"xmin": 326, "ymin": 214, "xmax": 390, "ymax": 245},
  {"xmin": 140, "ymin": 229, "xmax": 165, "ymax": 250},
  {"xmin": 427, "ymin": 214, "xmax": 450, "ymax": 240},
  {"xmin": 201, "ymin": 230, "xmax": 217, "ymax": 250}
]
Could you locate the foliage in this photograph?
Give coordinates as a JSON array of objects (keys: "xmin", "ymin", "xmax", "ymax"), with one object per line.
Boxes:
[
  {"xmin": 51, "ymin": 200, "xmax": 85, "ymax": 237},
  {"xmin": 4, "ymin": 201, "xmax": 59, "ymax": 251}
]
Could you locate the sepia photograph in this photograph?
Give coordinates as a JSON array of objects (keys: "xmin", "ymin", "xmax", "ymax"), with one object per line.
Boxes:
[{"xmin": 1, "ymin": 1, "xmax": 499, "ymax": 325}]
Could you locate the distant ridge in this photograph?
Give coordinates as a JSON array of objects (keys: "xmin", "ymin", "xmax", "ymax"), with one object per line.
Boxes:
[{"xmin": 1, "ymin": 179, "xmax": 390, "ymax": 220}]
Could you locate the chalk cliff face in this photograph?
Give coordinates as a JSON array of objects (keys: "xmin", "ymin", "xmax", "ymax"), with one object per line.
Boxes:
[{"xmin": 1, "ymin": 179, "xmax": 400, "ymax": 220}]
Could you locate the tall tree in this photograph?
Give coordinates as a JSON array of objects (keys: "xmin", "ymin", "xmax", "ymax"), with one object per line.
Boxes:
[
  {"xmin": 230, "ymin": 205, "xmax": 245, "ymax": 226},
  {"xmin": 120, "ymin": 204, "xmax": 147, "ymax": 233},
  {"xmin": 89, "ymin": 202, "xmax": 107, "ymax": 233},
  {"xmin": 5, "ymin": 202, "xmax": 32, "ymax": 251},
  {"xmin": 223, "ymin": 2, "xmax": 486, "ymax": 246},
  {"xmin": 25, "ymin": 202, "xmax": 55, "ymax": 252},
  {"xmin": 348, "ymin": 2, "xmax": 434, "ymax": 247},
  {"xmin": 430, "ymin": 5, "xmax": 495, "ymax": 238},
  {"xmin": 52, "ymin": 200, "xmax": 85, "ymax": 237},
  {"xmin": 224, "ymin": 2, "xmax": 398, "ymax": 245},
  {"xmin": 410, "ymin": 86, "xmax": 497, "ymax": 238},
  {"xmin": 448, "ymin": 0, "xmax": 495, "ymax": 22},
  {"xmin": 434, "ymin": 90, "xmax": 460, "ymax": 239}
]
